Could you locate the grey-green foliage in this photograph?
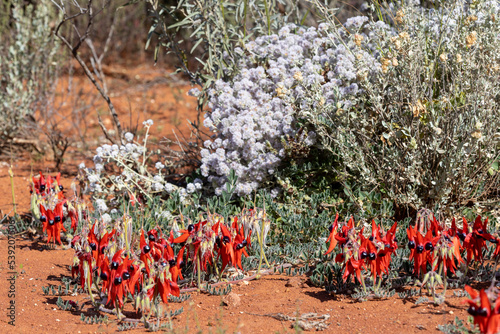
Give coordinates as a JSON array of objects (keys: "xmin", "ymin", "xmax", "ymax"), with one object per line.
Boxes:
[
  {"xmin": 0, "ymin": 0, "xmax": 60, "ymax": 148},
  {"xmin": 437, "ymin": 316, "xmax": 480, "ymax": 334},
  {"xmin": 145, "ymin": 0, "xmax": 311, "ymax": 103},
  {"xmin": 306, "ymin": 0, "xmax": 500, "ymax": 211}
]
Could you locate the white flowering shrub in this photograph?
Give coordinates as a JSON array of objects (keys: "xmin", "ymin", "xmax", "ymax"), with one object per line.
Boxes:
[
  {"xmin": 200, "ymin": 22, "xmax": 383, "ymax": 195},
  {"xmin": 142, "ymin": 0, "xmax": 499, "ymax": 212},
  {"xmin": 304, "ymin": 0, "xmax": 500, "ymax": 210},
  {"xmin": 79, "ymin": 120, "xmax": 203, "ymax": 209}
]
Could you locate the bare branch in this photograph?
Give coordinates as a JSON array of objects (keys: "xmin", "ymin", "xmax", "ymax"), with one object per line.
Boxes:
[{"xmin": 52, "ymin": 0, "xmax": 123, "ymax": 144}]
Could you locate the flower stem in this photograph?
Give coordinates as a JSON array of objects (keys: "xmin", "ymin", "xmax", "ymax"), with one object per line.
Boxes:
[
  {"xmin": 491, "ymin": 255, "xmax": 499, "ymax": 285},
  {"xmin": 256, "ymin": 241, "xmax": 264, "ymax": 279},
  {"xmin": 360, "ymin": 274, "xmax": 367, "ymax": 294},
  {"xmin": 264, "ymin": 0, "xmax": 271, "ymax": 35},
  {"xmin": 86, "ymin": 263, "xmax": 95, "ymax": 305},
  {"xmin": 376, "ymin": 274, "xmax": 383, "ymax": 292},
  {"xmin": 256, "ymin": 222, "xmax": 269, "ymax": 278},
  {"xmin": 196, "ymin": 250, "xmax": 202, "ymax": 292}
]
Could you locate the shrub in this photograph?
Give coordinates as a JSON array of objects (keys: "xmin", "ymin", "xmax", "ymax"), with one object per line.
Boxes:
[
  {"xmin": 304, "ymin": 0, "xmax": 500, "ymax": 211},
  {"xmin": 145, "ymin": 0, "xmax": 321, "ymax": 195},
  {"xmin": 79, "ymin": 120, "xmax": 203, "ymax": 207},
  {"xmin": 0, "ymin": 0, "xmax": 60, "ymax": 151}
]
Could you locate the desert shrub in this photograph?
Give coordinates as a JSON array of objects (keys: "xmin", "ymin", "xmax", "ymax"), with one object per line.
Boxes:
[
  {"xmin": 145, "ymin": 0, "xmax": 328, "ymax": 195},
  {"xmin": 140, "ymin": 0, "xmax": 500, "ymax": 213},
  {"xmin": 79, "ymin": 120, "xmax": 204, "ymax": 209},
  {"xmin": 302, "ymin": 0, "xmax": 500, "ymax": 211},
  {"xmin": 0, "ymin": 0, "xmax": 61, "ymax": 151}
]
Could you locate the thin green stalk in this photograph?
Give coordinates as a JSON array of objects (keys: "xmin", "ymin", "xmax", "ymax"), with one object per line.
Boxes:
[
  {"xmin": 256, "ymin": 251, "xmax": 263, "ymax": 279},
  {"xmin": 197, "ymin": 250, "xmax": 202, "ymax": 291},
  {"xmin": 256, "ymin": 223, "xmax": 270, "ymax": 278},
  {"xmin": 85, "ymin": 262, "xmax": 95, "ymax": 305},
  {"xmin": 256, "ymin": 231, "xmax": 264, "ymax": 279},
  {"xmin": 264, "ymin": 0, "xmax": 271, "ymax": 35},
  {"xmin": 376, "ymin": 274, "xmax": 383, "ymax": 292},
  {"xmin": 115, "ymin": 300, "xmax": 124, "ymax": 320},
  {"xmin": 243, "ymin": 0, "xmax": 248, "ymax": 37},
  {"xmin": 360, "ymin": 274, "xmax": 367, "ymax": 294}
]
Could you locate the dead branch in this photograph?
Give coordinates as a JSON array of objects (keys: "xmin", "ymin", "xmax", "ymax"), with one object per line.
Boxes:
[{"xmin": 51, "ymin": 0, "xmax": 123, "ymax": 145}]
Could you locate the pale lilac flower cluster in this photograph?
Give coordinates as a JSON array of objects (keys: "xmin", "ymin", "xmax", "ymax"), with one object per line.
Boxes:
[
  {"xmin": 124, "ymin": 132, "xmax": 134, "ymax": 142},
  {"xmin": 201, "ymin": 23, "xmax": 380, "ymax": 195},
  {"xmin": 95, "ymin": 199, "xmax": 108, "ymax": 213}
]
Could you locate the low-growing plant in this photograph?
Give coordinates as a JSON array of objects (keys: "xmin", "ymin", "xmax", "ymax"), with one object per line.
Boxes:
[
  {"xmin": 78, "ymin": 120, "xmax": 204, "ymax": 207},
  {"xmin": 67, "ymin": 202, "xmax": 272, "ymax": 322}
]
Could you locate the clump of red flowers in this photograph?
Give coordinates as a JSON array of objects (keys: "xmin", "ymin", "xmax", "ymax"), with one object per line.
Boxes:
[
  {"xmin": 406, "ymin": 216, "xmax": 464, "ymax": 277},
  {"xmin": 30, "ymin": 172, "xmax": 85, "ymax": 244},
  {"xmin": 325, "ymin": 214, "xmax": 398, "ymax": 292},
  {"xmin": 407, "ymin": 215, "xmax": 496, "ymax": 278},
  {"xmin": 70, "ymin": 208, "xmax": 263, "ymax": 318}
]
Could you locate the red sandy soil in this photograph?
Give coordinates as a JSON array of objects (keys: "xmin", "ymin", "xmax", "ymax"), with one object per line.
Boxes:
[
  {"xmin": 0, "ymin": 234, "xmax": 471, "ymax": 333},
  {"xmin": 0, "ymin": 64, "xmax": 472, "ymax": 333}
]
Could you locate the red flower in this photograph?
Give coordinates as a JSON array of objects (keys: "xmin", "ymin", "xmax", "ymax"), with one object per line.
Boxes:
[
  {"xmin": 218, "ymin": 223, "xmax": 235, "ymax": 271},
  {"xmin": 40, "ymin": 202, "xmax": 66, "ymax": 245},
  {"xmin": 169, "ymin": 246, "xmax": 185, "ymax": 283},
  {"xmin": 464, "ymin": 216, "xmax": 493, "ymax": 264},
  {"xmin": 100, "ymin": 257, "xmax": 111, "ymax": 293},
  {"xmin": 76, "ymin": 251, "xmax": 93, "ymax": 290},
  {"xmin": 32, "ymin": 172, "xmax": 47, "ymax": 195},
  {"xmin": 107, "ymin": 259, "xmax": 129, "ymax": 308},
  {"xmin": 343, "ymin": 258, "xmax": 364, "ymax": 283},
  {"xmin": 325, "ymin": 213, "xmax": 339, "ymax": 255},
  {"xmin": 463, "ymin": 286, "xmax": 500, "ymax": 334},
  {"xmin": 140, "ymin": 230, "xmax": 153, "ymax": 276},
  {"xmin": 154, "ymin": 270, "xmax": 180, "ymax": 304},
  {"xmin": 432, "ymin": 219, "xmax": 464, "ymax": 276},
  {"xmin": 232, "ymin": 219, "xmax": 250, "ymax": 270},
  {"xmin": 126, "ymin": 262, "xmax": 144, "ymax": 295}
]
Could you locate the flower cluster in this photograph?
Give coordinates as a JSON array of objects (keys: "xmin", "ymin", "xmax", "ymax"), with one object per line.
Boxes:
[
  {"xmin": 69, "ymin": 207, "xmax": 270, "ymax": 316},
  {"xmin": 171, "ymin": 214, "xmax": 252, "ymax": 273},
  {"xmin": 79, "ymin": 121, "xmax": 202, "ymax": 209},
  {"xmin": 325, "ymin": 214, "xmax": 398, "ymax": 290},
  {"xmin": 31, "ymin": 172, "xmax": 83, "ymax": 244},
  {"xmin": 406, "ymin": 217, "xmax": 463, "ymax": 277},
  {"xmin": 201, "ymin": 22, "xmax": 380, "ymax": 195},
  {"xmin": 406, "ymin": 215, "xmax": 497, "ymax": 278}
]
